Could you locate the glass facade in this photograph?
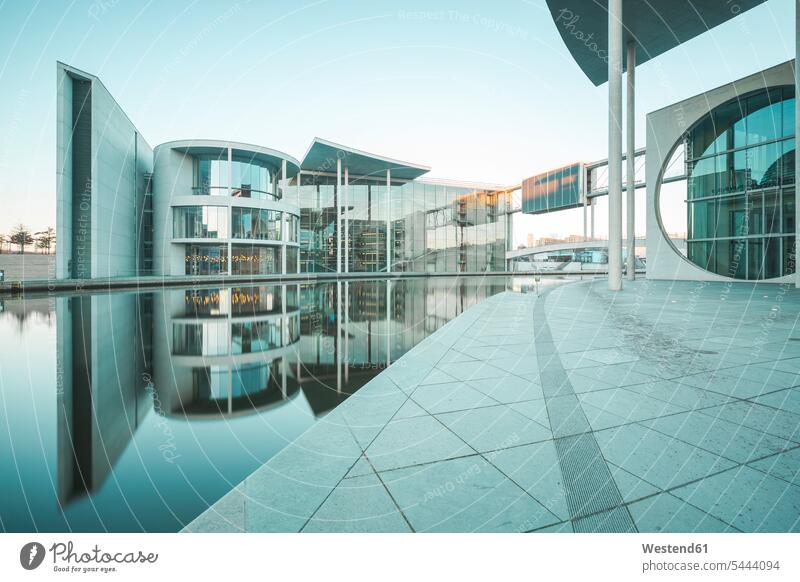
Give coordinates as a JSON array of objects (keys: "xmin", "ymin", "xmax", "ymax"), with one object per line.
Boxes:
[
  {"xmin": 193, "ymin": 153, "xmax": 280, "ymax": 200},
  {"xmin": 185, "ymin": 244, "xmax": 228, "ymax": 275},
  {"xmin": 685, "ymin": 86, "xmax": 795, "ymax": 279},
  {"xmin": 173, "ymin": 206, "xmax": 228, "ymax": 239},
  {"xmin": 231, "ymin": 207, "xmax": 281, "ymax": 240},
  {"xmin": 284, "ymin": 174, "xmax": 508, "ymax": 273},
  {"xmin": 231, "ymin": 243, "xmax": 281, "ymax": 275}
]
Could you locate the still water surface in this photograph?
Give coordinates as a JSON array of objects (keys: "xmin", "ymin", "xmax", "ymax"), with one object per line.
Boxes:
[{"xmin": 0, "ymin": 276, "xmax": 559, "ymax": 532}]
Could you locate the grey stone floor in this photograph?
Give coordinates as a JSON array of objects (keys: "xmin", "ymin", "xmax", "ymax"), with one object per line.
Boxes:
[{"xmin": 185, "ymin": 278, "xmax": 800, "ymax": 533}]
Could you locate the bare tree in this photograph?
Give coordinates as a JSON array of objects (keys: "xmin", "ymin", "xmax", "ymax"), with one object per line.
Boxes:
[
  {"xmin": 10, "ymin": 224, "xmax": 34, "ymax": 254},
  {"xmin": 35, "ymin": 227, "xmax": 56, "ymax": 255}
]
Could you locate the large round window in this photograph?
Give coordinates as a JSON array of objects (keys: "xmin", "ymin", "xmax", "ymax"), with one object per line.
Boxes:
[{"xmin": 679, "ymin": 86, "xmax": 795, "ymax": 279}]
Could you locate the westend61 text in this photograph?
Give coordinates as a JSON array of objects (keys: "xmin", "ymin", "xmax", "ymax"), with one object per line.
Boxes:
[{"xmin": 642, "ymin": 543, "xmax": 708, "ymax": 554}]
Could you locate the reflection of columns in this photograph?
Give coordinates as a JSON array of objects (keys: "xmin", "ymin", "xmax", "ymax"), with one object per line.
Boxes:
[
  {"xmin": 385, "ymin": 279, "xmax": 391, "ymax": 367},
  {"xmin": 344, "ymin": 167, "xmax": 349, "ymax": 273},
  {"xmin": 337, "ymin": 158, "xmax": 342, "ymax": 274},
  {"xmin": 386, "ymin": 169, "xmax": 391, "ymax": 273},
  {"xmin": 607, "ymin": 0, "xmax": 623, "ymax": 291},
  {"xmin": 626, "ymin": 41, "xmax": 636, "ymax": 281},
  {"xmin": 344, "ymin": 281, "xmax": 349, "ymax": 384},
  {"xmin": 796, "ymin": 4, "xmax": 799, "ymax": 288},
  {"xmin": 227, "ymin": 146, "xmax": 233, "ymax": 276},
  {"xmin": 336, "ymin": 280, "xmax": 342, "ymax": 393},
  {"xmin": 281, "ymin": 357, "xmax": 287, "ymax": 398}
]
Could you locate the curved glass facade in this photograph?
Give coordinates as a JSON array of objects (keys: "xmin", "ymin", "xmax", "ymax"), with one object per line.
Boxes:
[
  {"xmin": 173, "ymin": 206, "xmax": 228, "ymax": 238},
  {"xmin": 232, "ymin": 207, "xmax": 282, "ymax": 240},
  {"xmin": 193, "ymin": 154, "xmax": 280, "ymax": 200},
  {"xmin": 685, "ymin": 86, "xmax": 796, "ymax": 279}
]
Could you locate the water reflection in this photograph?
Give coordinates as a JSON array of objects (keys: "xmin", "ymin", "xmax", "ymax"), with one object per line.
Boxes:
[{"xmin": 2, "ymin": 277, "xmax": 511, "ymax": 531}]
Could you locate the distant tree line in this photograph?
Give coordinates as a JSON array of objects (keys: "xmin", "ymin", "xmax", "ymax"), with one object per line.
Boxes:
[{"xmin": 0, "ymin": 224, "xmax": 56, "ymax": 254}]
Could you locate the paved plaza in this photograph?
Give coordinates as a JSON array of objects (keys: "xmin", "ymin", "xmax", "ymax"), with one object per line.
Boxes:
[{"xmin": 186, "ymin": 278, "xmax": 800, "ymax": 533}]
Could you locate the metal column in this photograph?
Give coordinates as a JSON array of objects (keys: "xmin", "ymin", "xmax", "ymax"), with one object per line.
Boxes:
[
  {"xmin": 336, "ymin": 158, "xmax": 342, "ymax": 274},
  {"xmin": 281, "ymin": 160, "xmax": 287, "ymax": 274},
  {"xmin": 607, "ymin": 0, "xmax": 623, "ymax": 291},
  {"xmin": 344, "ymin": 167, "xmax": 349, "ymax": 273},
  {"xmin": 626, "ymin": 41, "xmax": 636, "ymax": 281},
  {"xmin": 386, "ymin": 169, "xmax": 391, "ymax": 273}
]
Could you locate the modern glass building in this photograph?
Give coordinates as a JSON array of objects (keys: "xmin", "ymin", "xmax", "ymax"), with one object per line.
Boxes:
[
  {"xmin": 685, "ymin": 87, "xmax": 795, "ymax": 279},
  {"xmin": 56, "ymin": 64, "xmax": 510, "ymax": 280},
  {"xmin": 647, "ymin": 60, "xmax": 797, "ymax": 283}
]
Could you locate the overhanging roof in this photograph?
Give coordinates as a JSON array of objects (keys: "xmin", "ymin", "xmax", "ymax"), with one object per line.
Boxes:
[
  {"xmin": 161, "ymin": 139, "xmax": 301, "ymax": 177},
  {"xmin": 546, "ymin": 0, "xmax": 768, "ymax": 86},
  {"xmin": 301, "ymin": 137, "xmax": 430, "ymax": 181}
]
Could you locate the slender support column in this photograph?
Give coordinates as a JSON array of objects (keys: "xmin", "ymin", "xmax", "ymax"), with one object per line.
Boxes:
[
  {"xmin": 795, "ymin": 3, "xmax": 799, "ymax": 288},
  {"xmin": 590, "ymin": 198, "xmax": 595, "ymax": 239},
  {"xmin": 607, "ymin": 0, "xmax": 623, "ymax": 291},
  {"xmin": 227, "ymin": 146, "xmax": 233, "ymax": 276},
  {"xmin": 336, "ymin": 158, "xmax": 342, "ymax": 274},
  {"xmin": 281, "ymin": 160, "xmax": 287, "ymax": 274},
  {"xmin": 583, "ymin": 198, "xmax": 588, "ymax": 240},
  {"xmin": 386, "ymin": 169, "xmax": 391, "ymax": 273},
  {"xmin": 344, "ymin": 167, "xmax": 349, "ymax": 273},
  {"xmin": 626, "ymin": 41, "xmax": 636, "ymax": 281}
]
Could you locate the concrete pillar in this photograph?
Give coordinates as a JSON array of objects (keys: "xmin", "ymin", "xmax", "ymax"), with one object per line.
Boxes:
[
  {"xmin": 386, "ymin": 169, "xmax": 392, "ymax": 273},
  {"xmin": 385, "ymin": 279, "xmax": 391, "ymax": 367},
  {"xmin": 281, "ymin": 160, "xmax": 287, "ymax": 275},
  {"xmin": 590, "ymin": 198, "xmax": 595, "ymax": 239},
  {"xmin": 227, "ymin": 146, "xmax": 233, "ymax": 276},
  {"xmin": 583, "ymin": 198, "xmax": 588, "ymax": 240},
  {"xmin": 336, "ymin": 158, "xmax": 342, "ymax": 274},
  {"xmin": 344, "ymin": 167, "xmax": 349, "ymax": 273},
  {"xmin": 626, "ymin": 41, "xmax": 636, "ymax": 281},
  {"xmin": 607, "ymin": 0, "xmax": 623, "ymax": 291}
]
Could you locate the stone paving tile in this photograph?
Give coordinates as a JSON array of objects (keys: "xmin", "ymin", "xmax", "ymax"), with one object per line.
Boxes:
[
  {"xmin": 437, "ymin": 349, "xmax": 478, "ymax": 364},
  {"xmin": 487, "ymin": 441, "xmax": 569, "ymax": 520},
  {"xmin": 411, "ymin": 381, "xmax": 499, "ymax": 414},
  {"xmin": 364, "ymin": 415, "xmax": 474, "ymax": 472},
  {"xmin": 628, "ymin": 493, "xmax": 736, "ymax": 533},
  {"xmin": 698, "ymin": 401, "xmax": 800, "ymax": 443},
  {"xmin": 676, "ymin": 371, "xmax": 777, "ymax": 399},
  {"xmin": 437, "ymin": 404, "xmax": 552, "ymax": 453},
  {"xmin": 627, "ymin": 378, "xmax": 733, "ymax": 411},
  {"xmin": 509, "ymin": 398, "xmax": 550, "ymax": 428},
  {"xmin": 641, "ymin": 410, "xmax": 792, "ymax": 464},
  {"xmin": 748, "ymin": 447, "xmax": 800, "ymax": 486},
  {"xmin": 182, "ymin": 486, "xmax": 245, "ymax": 532},
  {"xmin": 578, "ymin": 387, "xmax": 685, "ymax": 423},
  {"xmin": 380, "ymin": 455, "xmax": 560, "ymax": 532},
  {"xmin": 671, "ymin": 465, "xmax": 800, "ymax": 532},
  {"xmin": 608, "ymin": 463, "xmax": 661, "ymax": 503},
  {"xmin": 571, "ymin": 362, "xmax": 658, "ymax": 388},
  {"xmin": 436, "ymin": 360, "xmax": 510, "ymax": 382},
  {"xmin": 594, "ymin": 423, "xmax": 736, "ymax": 491},
  {"xmin": 580, "ymin": 348, "xmax": 640, "ymax": 365},
  {"xmin": 467, "ymin": 374, "xmax": 545, "ymax": 404},
  {"xmin": 533, "ymin": 520, "xmax": 574, "ymax": 532},
  {"xmin": 303, "ymin": 474, "xmax": 411, "ymax": 533},
  {"xmin": 751, "ymin": 387, "xmax": 800, "ymax": 415},
  {"xmin": 419, "ymin": 368, "xmax": 460, "ymax": 386},
  {"xmin": 393, "ymin": 398, "xmax": 428, "ymax": 419}
]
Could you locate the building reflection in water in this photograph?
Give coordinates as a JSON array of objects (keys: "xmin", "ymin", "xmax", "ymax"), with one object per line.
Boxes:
[{"xmin": 52, "ymin": 277, "xmax": 508, "ymax": 523}]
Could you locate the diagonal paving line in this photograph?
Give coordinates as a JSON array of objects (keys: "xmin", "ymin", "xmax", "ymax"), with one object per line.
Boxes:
[{"xmin": 533, "ymin": 291, "xmax": 637, "ymax": 532}]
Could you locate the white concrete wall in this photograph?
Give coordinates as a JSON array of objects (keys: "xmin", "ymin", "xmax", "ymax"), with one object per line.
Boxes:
[
  {"xmin": 55, "ymin": 63, "xmax": 153, "ymax": 279},
  {"xmin": 646, "ymin": 60, "xmax": 795, "ymax": 283}
]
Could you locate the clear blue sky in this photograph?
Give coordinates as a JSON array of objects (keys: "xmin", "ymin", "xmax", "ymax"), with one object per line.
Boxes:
[{"xmin": 0, "ymin": 0, "xmax": 794, "ymax": 238}]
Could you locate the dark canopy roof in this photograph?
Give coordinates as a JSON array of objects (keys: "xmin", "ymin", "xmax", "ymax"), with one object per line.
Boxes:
[
  {"xmin": 546, "ymin": 0, "xmax": 768, "ymax": 86},
  {"xmin": 301, "ymin": 137, "xmax": 430, "ymax": 181}
]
